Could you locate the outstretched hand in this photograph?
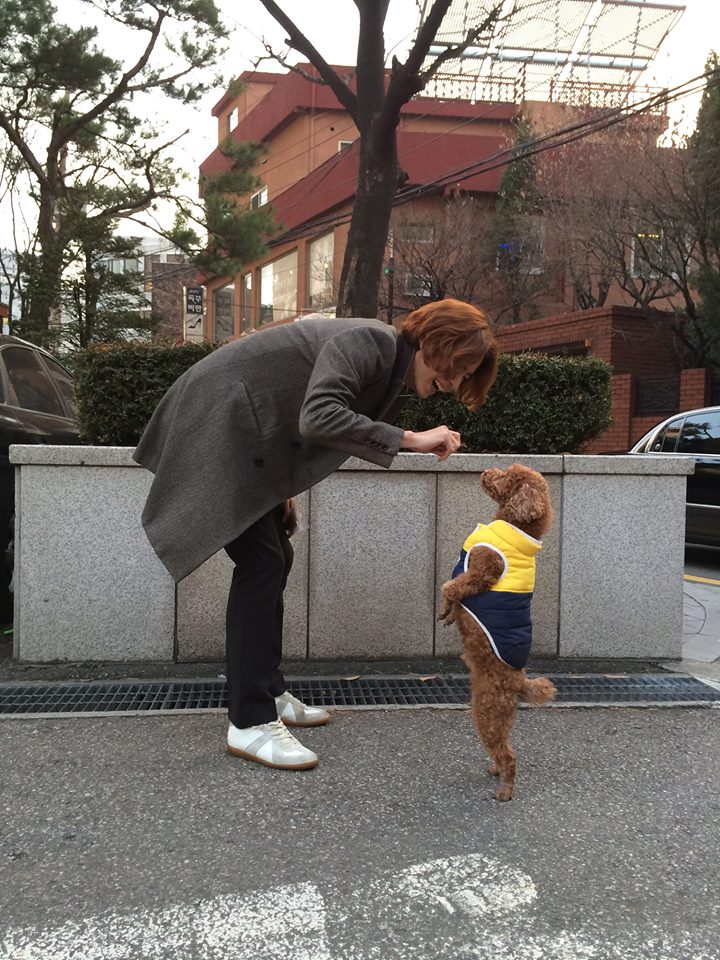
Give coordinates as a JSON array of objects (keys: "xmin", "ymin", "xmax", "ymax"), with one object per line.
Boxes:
[{"xmin": 401, "ymin": 425, "xmax": 462, "ymax": 461}]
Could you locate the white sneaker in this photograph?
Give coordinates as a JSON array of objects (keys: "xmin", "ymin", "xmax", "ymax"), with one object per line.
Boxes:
[
  {"xmin": 276, "ymin": 690, "xmax": 330, "ymax": 727},
  {"xmin": 227, "ymin": 719, "xmax": 318, "ymax": 769}
]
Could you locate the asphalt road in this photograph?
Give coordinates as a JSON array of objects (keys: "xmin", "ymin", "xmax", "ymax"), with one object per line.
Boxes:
[
  {"xmin": 685, "ymin": 544, "xmax": 720, "ymax": 582},
  {"xmin": 2, "ymin": 706, "xmax": 719, "ymax": 960}
]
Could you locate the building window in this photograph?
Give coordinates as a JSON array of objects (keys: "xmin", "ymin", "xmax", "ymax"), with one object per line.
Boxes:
[
  {"xmin": 228, "ymin": 107, "xmax": 239, "ymax": 132},
  {"xmin": 338, "ymin": 140, "xmax": 354, "ymax": 152},
  {"xmin": 397, "ymin": 222, "xmax": 434, "ymax": 244},
  {"xmin": 241, "ymin": 272, "xmax": 252, "ymax": 333},
  {"xmin": 214, "ymin": 282, "xmax": 235, "ymax": 340},
  {"xmin": 307, "ymin": 233, "xmax": 334, "ymax": 308},
  {"xmin": 250, "ymin": 186, "xmax": 268, "ymax": 210},
  {"xmin": 404, "ymin": 271, "xmax": 433, "ymax": 298},
  {"xmin": 496, "ymin": 216, "xmax": 545, "ymax": 275},
  {"xmin": 259, "ymin": 250, "xmax": 298, "ymax": 325},
  {"xmin": 631, "ymin": 229, "xmax": 664, "ymax": 279}
]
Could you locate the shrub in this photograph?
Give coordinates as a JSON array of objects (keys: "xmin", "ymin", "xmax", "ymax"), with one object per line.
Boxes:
[
  {"xmin": 73, "ymin": 340, "xmax": 218, "ymax": 445},
  {"xmin": 73, "ymin": 342, "xmax": 612, "ymax": 453},
  {"xmin": 398, "ymin": 353, "xmax": 612, "ymax": 454}
]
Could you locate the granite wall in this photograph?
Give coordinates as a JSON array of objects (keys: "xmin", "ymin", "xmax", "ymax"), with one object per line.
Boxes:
[{"xmin": 9, "ymin": 447, "xmax": 692, "ymax": 664}]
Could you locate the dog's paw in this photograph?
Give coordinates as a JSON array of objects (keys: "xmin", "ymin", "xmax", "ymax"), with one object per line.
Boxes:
[
  {"xmin": 437, "ymin": 601, "xmax": 456, "ymax": 625},
  {"xmin": 495, "ymin": 784, "xmax": 513, "ymax": 802},
  {"xmin": 441, "ymin": 579, "xmax": 459, "ymax": 601}
]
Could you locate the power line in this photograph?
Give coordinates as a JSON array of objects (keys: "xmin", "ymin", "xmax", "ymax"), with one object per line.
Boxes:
[{"xmin": 270, "ymin": 66, "xmax": 718, "ymax": 246}]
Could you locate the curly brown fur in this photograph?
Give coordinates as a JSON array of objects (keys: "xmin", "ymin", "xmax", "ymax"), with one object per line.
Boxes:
[{"xmin": 440, "ymin": 464, "xmax": 556, "ymax": 801}]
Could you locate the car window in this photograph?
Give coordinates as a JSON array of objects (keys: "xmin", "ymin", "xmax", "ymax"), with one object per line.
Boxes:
[
  {"xmin": 650, "ymin": 417, "xmax": 684, "ymax": 453},
  {"xmin": 3, "ymin": 346, "xmax": 65, "ymax": 417},
  {"xmin": 42, "ymin": 356, "xmax": 78, "ymax": 419},
  {"xmin": 677, "ymin": 410, "xmax": 720, "ymax": 455}
]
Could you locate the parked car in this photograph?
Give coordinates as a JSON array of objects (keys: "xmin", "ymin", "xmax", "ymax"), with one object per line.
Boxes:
[
  {"xmin": 629, "ymin": 405, "xmax": 720, "ymax": 548},
  {"xmin": 0, "ymin": 335, "xmax": 80, "ymax": 619}
]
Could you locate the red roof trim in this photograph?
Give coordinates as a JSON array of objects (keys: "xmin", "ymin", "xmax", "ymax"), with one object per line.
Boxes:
[
  {"xmin": 211, "ymin": 71, "xmax": 284, "ymax": 117},
  {"xmin": 202, "ymin": 66, "xmax": 518, "ymax": 170},
  {"xmin": 266, "ymin": 130, "xmax": 509, "ymax": 241}
]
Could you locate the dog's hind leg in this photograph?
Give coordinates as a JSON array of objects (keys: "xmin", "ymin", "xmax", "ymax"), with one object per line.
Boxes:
[
  {"xmin": 487, "ymin": 737, "xmax": 517, "ymax": 802},
  {"xmin": 471, "ymin": 690, "xmax": 518, "ymax": 802}
]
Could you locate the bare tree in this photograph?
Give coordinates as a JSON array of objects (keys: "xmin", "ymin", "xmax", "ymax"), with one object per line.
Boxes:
[
  {"xmin": 254, "ymin": 0, "xmax": 515, "ymax": 318},
  {"xmin": 388, "ymin": 197, "xmax": 496, "ymax": 312}
]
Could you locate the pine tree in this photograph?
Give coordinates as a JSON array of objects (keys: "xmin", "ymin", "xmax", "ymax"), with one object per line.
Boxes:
[
  {"xmin": 493, "ymin": 117, "xmax": 549, "ymax": 324},
  {"xmin": 0, "ymin": 0, "xmax": 226, "ymax": 344}
]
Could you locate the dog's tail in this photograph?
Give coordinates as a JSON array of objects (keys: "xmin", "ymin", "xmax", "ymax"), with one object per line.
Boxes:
[{"xmin": 520, "ymin": 676, "xmax": 556, "ymax": 705}]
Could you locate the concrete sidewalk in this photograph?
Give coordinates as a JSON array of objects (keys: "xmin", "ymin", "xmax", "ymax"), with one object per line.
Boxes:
[
  {"xmin": 2, "ymin": 581, "xmax": 719, "ymax": 958},
  {"xmin": 2, "ymin": 706, "xmax": 719, "ymax": 960}
]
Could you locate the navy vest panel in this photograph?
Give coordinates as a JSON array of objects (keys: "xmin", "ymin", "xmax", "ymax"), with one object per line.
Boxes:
[{"xmin": 459, "ymin": 591, "xmax": 534, "ymax": 669}]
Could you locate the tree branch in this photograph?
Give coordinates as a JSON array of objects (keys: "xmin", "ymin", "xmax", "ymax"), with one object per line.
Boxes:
[
  {"xmin": 383, "ymin": 1, "xmax": 505, "ymax": 128},
  {"xmin": 0, "ymin": 110, "xmax": 50, "ymax": 190},
  {"xmin": 256, "ymin": 0, "xmax": 358, "ymax": 122},
  {"xmin": 59, "ymin": 9, "xmax": 166, "ymax": 144},
  {"xmin": 416, "ymin": 1, "xmax": 507, "ymax": 86}
]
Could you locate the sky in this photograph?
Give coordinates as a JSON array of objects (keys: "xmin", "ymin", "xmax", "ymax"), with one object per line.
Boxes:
[{"xmin": 3, "ymin": 0, "xmax": 720, "ymax": 246}]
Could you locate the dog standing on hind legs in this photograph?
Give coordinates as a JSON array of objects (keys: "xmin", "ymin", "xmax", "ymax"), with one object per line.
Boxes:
[{"xmin": 439, "ymin": 464, "xmax": 556, "ymax": 802}]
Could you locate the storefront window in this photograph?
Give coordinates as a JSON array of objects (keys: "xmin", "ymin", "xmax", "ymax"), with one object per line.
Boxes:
[
  {"xmin": 214, "ymin": 283, "xmax": 234, "ymax": 340},
  {"xmin": 241, "ymin": 273, "xmax": 252, "ymax": 332},
  {"xmin": 307, "ymin": 233, "xmax": 334, "ymax": 308},
  {"xmin": 259, "ymin": 250, "xmax": 298, "ymax": 325}
]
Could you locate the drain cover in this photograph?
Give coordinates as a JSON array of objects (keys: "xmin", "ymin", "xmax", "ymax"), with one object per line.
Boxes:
[{"xmin": 0, "ymin": 674, "xmax": 718, "ymax": 716}]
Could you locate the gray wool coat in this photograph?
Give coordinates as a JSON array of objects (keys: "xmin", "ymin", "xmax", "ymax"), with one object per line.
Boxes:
[{"xmin": 133, "ymin": 317, "xmax": 415, "ymax": 582}]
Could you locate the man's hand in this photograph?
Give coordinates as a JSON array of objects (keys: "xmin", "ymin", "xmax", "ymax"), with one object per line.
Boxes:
[
  {"xmin": 283, "ymin": 498, "xmax": 298, "ymax": 537},
  {"xmin": 401, "ymin": 426, "xmax": 462, "ymax": 461}
]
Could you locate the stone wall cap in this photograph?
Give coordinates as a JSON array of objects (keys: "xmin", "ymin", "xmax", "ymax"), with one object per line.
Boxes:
[
  {"xmin": 562, "ymin": 454, "xmax": 695, "ymax": 475},
  {"xmin": 9, "ymin": 445, "xmax": 139, "ymax": 467},
  {"xmin": 341, "ymin": 453, "xmax": 564, "ymax": 472},
  {"xmin": 9, "ymin": 446, "xmax": 694, "ymax": 475}
]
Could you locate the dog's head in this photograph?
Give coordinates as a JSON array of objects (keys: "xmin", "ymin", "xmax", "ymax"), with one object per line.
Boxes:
[{"xmin": 481, "ymin": 464, "xmax": 552, "ymax": 533}]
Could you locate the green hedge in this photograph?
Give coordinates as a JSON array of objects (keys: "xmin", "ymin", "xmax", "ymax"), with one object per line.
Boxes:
[
  {"xmin": 74, "ymin": 342, "xmax": 612, "ymax": 453},
  {"xmin": 74, "ymin": 340, "xmax": 218, "ymax": 445},
  {"xmin": 397, "ymin": 353, "xmax": 612, "ymax": 454}
]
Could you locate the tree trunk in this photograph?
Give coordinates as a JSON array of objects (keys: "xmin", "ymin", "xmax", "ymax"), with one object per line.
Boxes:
[
  {"xmin": 337, "ymin": 133, "xmax": 399, "ymax": 318},
  {"xmin": 25, "ymin": 150, "xmax": 65, "ymax": 346}
]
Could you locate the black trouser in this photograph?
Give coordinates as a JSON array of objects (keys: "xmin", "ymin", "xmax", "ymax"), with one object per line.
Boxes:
[{"xmin": 224, "ymin": 505, "xmax": 294, "ymax": 727}]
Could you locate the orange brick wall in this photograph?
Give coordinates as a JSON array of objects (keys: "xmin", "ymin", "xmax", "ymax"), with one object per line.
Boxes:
[
  {"xmin": 494, "ymin": 307, "xmax": 711, "ymax": 454},
  {"xmin": 680, "ymin": 368, "xmax": 710, "ymax": 411}
]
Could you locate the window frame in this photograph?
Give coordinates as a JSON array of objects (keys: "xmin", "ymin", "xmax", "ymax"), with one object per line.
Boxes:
[
  {"xmin": 250, "ymin": 186, "xmax": 268, "ymax": 210},
  {"xmin": 1, "ymin": 345, "xmax": 68, "ymax": 418}
]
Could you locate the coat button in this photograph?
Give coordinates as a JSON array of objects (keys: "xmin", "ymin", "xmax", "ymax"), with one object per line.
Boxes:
[{"xmin": 254, "ymin": 458, "xmax": 264, "ymax": 467}]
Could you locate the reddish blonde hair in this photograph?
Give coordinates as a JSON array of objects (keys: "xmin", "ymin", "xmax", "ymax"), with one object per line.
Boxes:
[{"xmin": 399, "ymin": 298, "xmax": 498, "ymax": 410}]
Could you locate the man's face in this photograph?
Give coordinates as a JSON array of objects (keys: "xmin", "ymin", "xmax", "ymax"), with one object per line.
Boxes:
[{"xmin": 406, "ymin": 350, "xmax": 476, "ymax": 399}]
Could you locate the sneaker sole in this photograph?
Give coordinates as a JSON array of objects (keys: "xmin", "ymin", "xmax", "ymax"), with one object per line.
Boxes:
[
  {"xmin": 281, "ymin": 714, "xmax": 330, "ymax": 728},
  {"xmin": 226, "ymin": 745, "xmax": 319, "ymax": 770}
]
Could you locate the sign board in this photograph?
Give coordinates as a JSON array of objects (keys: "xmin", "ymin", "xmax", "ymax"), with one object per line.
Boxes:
[{"xmin": 183, "ymin": 286, "xmax": 204, "ymax": 342}]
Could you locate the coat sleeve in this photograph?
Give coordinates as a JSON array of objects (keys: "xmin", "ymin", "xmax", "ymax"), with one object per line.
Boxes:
[{"xmin": 298, "ymin": 325, "xmax": 406, "ymax": 467}]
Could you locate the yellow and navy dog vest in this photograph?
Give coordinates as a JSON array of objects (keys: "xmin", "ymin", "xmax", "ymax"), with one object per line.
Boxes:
[{"xmin": 451, "ymin": 519, "xmax": 542, "ymax": 669}]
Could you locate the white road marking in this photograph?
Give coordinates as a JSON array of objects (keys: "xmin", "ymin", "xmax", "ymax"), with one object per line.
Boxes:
[
  {"xmin": 1, "ymin": 853, "xmax": 716, "ymax": 960},
  {"xmin": 0, "ymin": 881, "xmax": 332, "ymax": 960}
]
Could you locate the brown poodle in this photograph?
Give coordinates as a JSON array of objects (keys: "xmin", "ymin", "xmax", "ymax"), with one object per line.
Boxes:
[{"xmin": 439, "ymin": 464, "xmax": 556, "ymax": 801}]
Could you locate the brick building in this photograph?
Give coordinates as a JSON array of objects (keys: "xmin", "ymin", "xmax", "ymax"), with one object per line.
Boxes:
[{"xmin": 197, "ymin": 66, "xmax": 711, "ymax": 451}]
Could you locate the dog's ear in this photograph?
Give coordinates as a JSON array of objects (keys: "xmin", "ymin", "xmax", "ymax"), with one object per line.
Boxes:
[
  {"xmin": 504, "ymin": 468, "xmax": 550, "ymax": 525},
  {"xmin": 505, "ymin": 482, "xmax": 546, "ymax": 524}
]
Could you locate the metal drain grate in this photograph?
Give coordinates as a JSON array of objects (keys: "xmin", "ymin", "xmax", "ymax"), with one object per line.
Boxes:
[{"xmin": 0, "ymin": 674, "xmax": 719, "ymax": 716}]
